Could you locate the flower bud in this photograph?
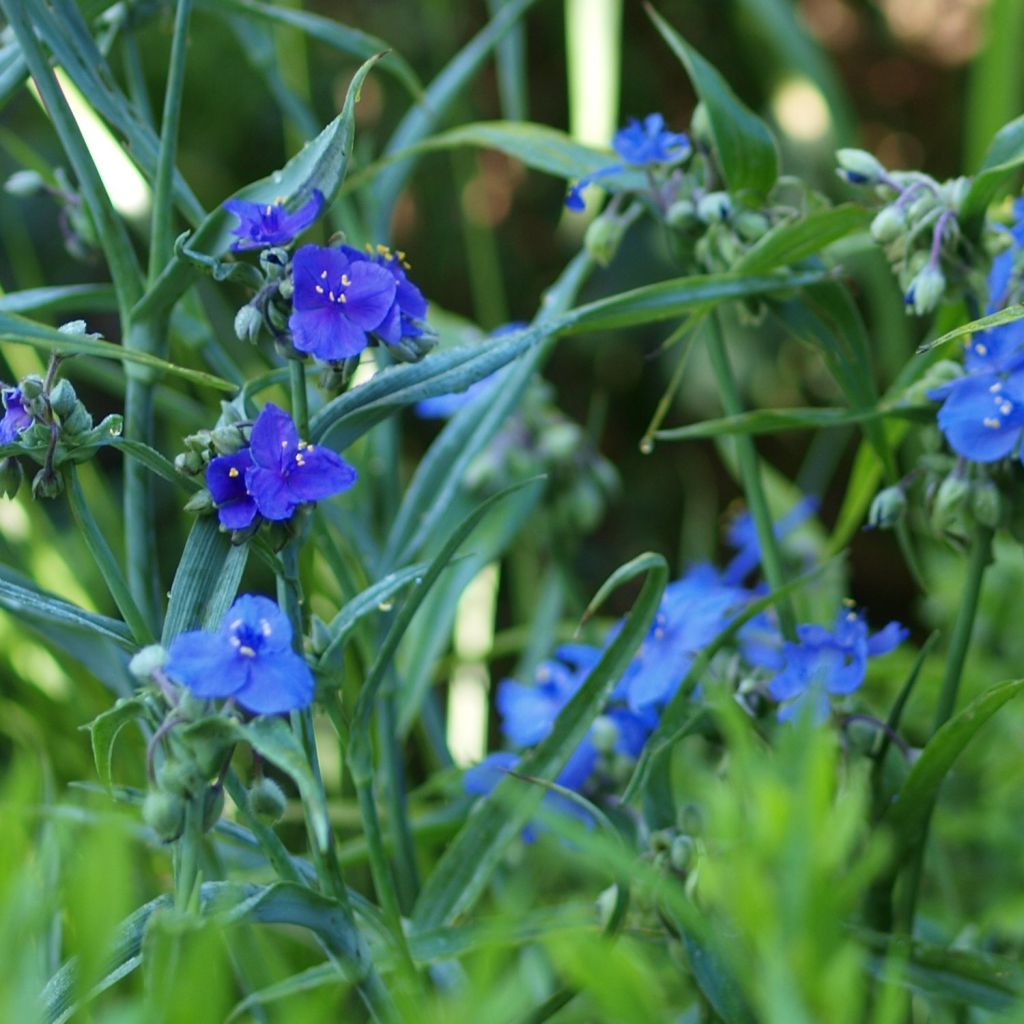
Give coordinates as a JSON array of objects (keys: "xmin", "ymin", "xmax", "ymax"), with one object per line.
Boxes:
[
  {"xmin": 19, "ymin": 376, "xmax": 44, "ymax": 402},
  {"xmin": 234, "ymin": 303, "xmax": 264, "ymax": 344},
  {"xmin": 129, "ymin": 643, "xmax": 168, "ymax": 680},
  {"xmin": 971, "ymin": 477, "xmax": 1003, "ymax": 528},
  {"xmin": 906, "ymin": 191, "xmax": 939, "ymax": 223},
  {"xmin": 591, "ymin": 715, "xmax": 619, "ymax": 756},
  {"xmin": 183, "ymin": 488, "xmax": 215, "ymax": 514},
  {"xmin": 60, "ymin": 403, "xmax": 93, "ymax": 437},
  {"xmin": 31, "ymin": 466, "xmax": 63, "ymax": 500},
  {"xmin": 47, "ymin": 379, "xmax": 77, "ymax": 419},
  {"xmin": 58, "ymin": 319, "xmax": 89, "ymax": 336},
  {"xmin": 870, "ymin": 206, "xmax": 906, "ymax": 244},
  {"xmin": 868, "ymin": 486, "xmax": 907, "ymax": 530},
  {"xmin": 249, "ymin": 777, "xmax": 287, "ymax": 825},
  {"xmin": 184, "ymin": 429, "xmax": 213, "ymax": 454},
  {"xmin": 202, "ymin": 785, "xmax": 226, "ymax": 833},
  {"xmin": 210, "ymin": 425, "xmax": 246, "ymax": 455},
  {"xmin": 388, "ymin": 332, "xmax": 438, "ymax": 363},
  {"xmin": 584, "ymin": 216, "xmax": 627, "ymax": 267},
  {"xmin": 175, "ymin": 450, "xmax": 206, "ymax": 476},
  {"xmin": 666, "ymin": 198, "xmax": 698, "ymax": 230},
  {"xmin": 733, "ymin": 210, "xmax": 770, "ymax": 242},
  {"xmin": 143, "ymin": 790, "xmax": 185, "ymax": 841},
  {"xmin": 689, "ymin": 103, "xmax": 712, "ymax": 148},
  {"xmin": 836, "ymin": 148, "xmax": 887, "ymax": 185},
  {"xmin": 696, "ymin": 191, "xmax": 732, "ymax": 224},
  {"xmin": 0, "ymin": 457, "xmax": 22, "ymax": 499},
  {"xmin": 258, "ymin": 246, "xmax": 290, "ymax": 276},
  {"xmin": 905, "ymin": 264, "xmax": 946, "ymax": 316},
  {"xmin": 5, "ymin": 170, "xmax": 46, "ymax": 197},
  {"xmin": 932, "ymin": 472, "xmax": 970, "ymax": 531},
  {"xmin": 670, "ymin": 834, "xmax": 696, "ymax": 873}
]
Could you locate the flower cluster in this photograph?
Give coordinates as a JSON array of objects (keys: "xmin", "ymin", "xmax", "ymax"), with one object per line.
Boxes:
[
  {"xmin": 566, "ymin": 112, "xmax": 692, "ymax": 212},
  {"xmin": 206, "ymin": 403, "xmax": 357, "ymax": 530},
  {"xmin": 289, "ymin": 243, "xmax": 429, "ymax": 362},
  {"xmin": 165, "ymin": 594, "xmax": 314, "ymax": 715}
]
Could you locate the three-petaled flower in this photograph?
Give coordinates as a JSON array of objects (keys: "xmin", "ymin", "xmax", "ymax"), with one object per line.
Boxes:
[
  {"xmin": 566, "ymin": 112, "xmax": 692, "ymax": 211},
  {"xmin": 206, "ymin": 403, "xmax": 357, "ymax": 530},
  {"xmin": 165, "ymin": 594, "xmax": 314, "ymax": 714},
  {"xmin": 343, "ymin": 243, "xmax": 429, "ymax": 344},
  {"xmin": 224, "ymin": 190, "xmax": 324, "ymax": 251}
]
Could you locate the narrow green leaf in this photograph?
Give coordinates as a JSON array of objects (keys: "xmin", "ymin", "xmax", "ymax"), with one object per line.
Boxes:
[
  {"xmin": 162, "ymin": 518, "xmax": 249, "ymax": 643},
  {"xmin": 412, "ymin": 552, "xmax": 667, "ymax": 931},
  {"xmin": 882, "ymin": 678, "xmax": 1024, "ymax": 863},
  {"xmin": 0, "ymin": 311, "xmax": 235, "ymax": 391},
  {"xmin": 917, "ymin": 304, "xmax": 1024, "ymax": 353},
  {"xmin": 225, "ymin": 963, "xmax": 345, "ymax": 1023},
  {"xmin": 0, "ymin": 569, "xmax": 133, "ymax": 648},
  {"xmin": 110, "ymin": 438, "xmax": 200, "ymax": 492},
  {"xmin": 734, "ymin": 205, "xmax": 868, "ymax": 274},
  {"xmin": 647, "ymin": 4, "xmax": 779, "ymax": 198},
  {"xmin": 85, "ymin": 696, "xmax": 149, "ymax": 790},
  {"xmin": 960, "ymin": 115, "xmax": 1024, "ymax": 235},
  {"xmin": 0, "ymin": 284, "xmax": 116, "ymax": 316},
  {"xmin": 678, "ymin": 923, "xmax": 756, "ymax": 1024},
  {"xmin": 197, "ymin": 0, "xmax": 421, "ymax": 98}
]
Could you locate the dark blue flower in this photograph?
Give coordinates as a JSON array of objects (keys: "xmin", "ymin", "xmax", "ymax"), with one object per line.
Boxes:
[
  {"xmin": 289, "ymin": 244, "xmax": 397, "ymax": 361},
  {"xmin": 768, "ymin": 606, "xmax": 907, "ymax": 721},
  {"xmin": 341, "ymin": 244, "xmax": 429, "ymax": 344},
  {"xmin": 206, "ymin": 403, "xmax": 357, "ymax": 528},
  {"xmin": 224, "ymin": 190, "xmax": 324, "ymax": 251},
  {"xmin": 723, "ymin": 497, "xmax": 818, "ymax": 585},
  {"xmin": 566, "ymin": 112, "xmax": 691, "ymax": 211},
  {"xmin": 0, "ymin": 387, "xmax": 33, "ymax": 445},
  {"xmin": 165, "ymin": 593, "xmax": 314, "ymax": 714},
  {"xmin": 934, "ymin": 372, "xmax": 1024, "ymax": 463}
]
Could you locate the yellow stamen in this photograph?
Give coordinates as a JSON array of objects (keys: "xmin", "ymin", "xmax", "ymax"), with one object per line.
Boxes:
[
  {"xmin": 228, "ymin": 467, "xmax": 239, "ymax": 478},
  {"xmin": 239, "ymin": 645, "xmax": 256, "ymax": 658}
]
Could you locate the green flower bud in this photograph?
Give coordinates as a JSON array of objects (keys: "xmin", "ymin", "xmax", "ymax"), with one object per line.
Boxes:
[
  {"xmin": 58, "ymin": 319, "xmax": 89, "ymax": 336},
  {"xmin": 537, "ymin": 422, "xmax": 582, "ymax": 463},
  {"xmin": 143, "ymin": 790, "xmax": 185, "ymax": 841},
  {"xmin": 156, "ymin": 761, "xmax": 205, "ymax": 799},
  {"xmin": 670, "ymin": 834, "xmax": 696, "ymax": 873},
  {"xmin": 0, "ymin": 457, "xmax": 22, "ymax": 499},
  {"xmin": 258, "ymin": 246, "xmax": 290, "ymax": 277},
  {"xmin": 932, "ymin": 472, "xmax": 970, "ymax": 531},
  {"xmin": 176, "ymin": 450, "xmax": 207, "ymax": 476},
  {"xmin": 696, "ymin": 191, "xmax": 732, "ymax": 223},
  {"xmin": 836, "ymin": 148, "xmax": 887, "ymax": 186},
  {"xmin": 870, "ymin": 206, "xmax": 906, "ymax": 244},
  {"xmin": 733, "ymin": 210, "xmax": 770, "ymax": 242},
  {"xmin": 584, "ymin": 216, "xmax": 627, "ymax": 268},
  {"xmin": 202, "ymin": 785, "xmax": 226, "ymax": 833},
  {"xmin": 666, "ymin": 198, "xmax": 697, "ymax": 230},
  {"xmin": 234, "ymin": 303, "xmax": 264, "ymax": 344},
  {"xmin": 31, "ymin": 466, "xmax": 63, "ymax": 500},
  {"xmin": 971, "ymin": 477, "xmax": 1003, "ymax": 529},
  {"xmin": 906, "ymin": 191, "xmax": 939, "ymax": 222},
  {"xmin": 868, "ymin": 486, "xmax": 907, "ymax": 530},
  {"xmin": 184, "ymin": 429, "xmax": 213, "ymax": 454},
  {"xmin": 210, "ymin": 425, "xmax": 246, "ymax": 456},
  {"xmin": 5, "ymin": 170, "xmax": 46, "ymax": 197},
  {"xmin": 590, "ymin": 715, "xmax": 619, "ymax": 756},
  {"xmin": 183, "ymin": 487, "xmax": 215, "ymax": 514},
  {"xmin": 249, "ymin": 777, "xmax": 287, "ymax": 825},
  {"xmin": 60, "ymin": 403, "xmax": 93, "ymax": 437},
  {"xmin": 19, "ymin": 376, "xmax": 44, "ymax": 402},
  {"xmin": 47, "ymin": 379, "xmax": 77, "ymax": 419},
  {"xmin": 129, "ymin": 643, "xmax": 167, "ymax": 680},
  {"xmin": 689, "ymin": 103, "xmax": 712, "ymax": 148},
  {"xmin": 906, "ymin": 263, "xmax": 946, "ymax": 316},
  {"xmin": 911, "ymin": 358, "xmax": 963, "ymax": 403},
  {"xmin": 389, "ymin": 332, "xmax": 438, "ymax": 363}
]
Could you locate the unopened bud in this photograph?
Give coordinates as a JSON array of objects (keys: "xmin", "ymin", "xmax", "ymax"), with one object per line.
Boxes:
[
  {"xmin": 129, "ymin": 644, "xmax": 167, "ymax": 680},
  {"xmin": 666, "ymin": 198, "xmax": 698, "ymax": 230},
  {"xmin": 584, "ymin": 216, "xmax": 627, "ymax": 267},
  {"xmin": 5, "ymin": 170, "xmax": 46, "ymax": 197},
  {"xmin": 932, "ymin": 472, "xmax": 970, "ymax": 531},
  {"xmin": 47, "ymin": 379, "xmax": 77, "ymax": 419},
  {"xmin": 971, "ymin": 477, "xmax": 1004, "ymax": 528},
  {"xmin": 210, "ymin": 425, "xmax": 245, "ymax": 455},
  {"xmin": 143, "ymin": 790, "xmax": 185, "ymax": 841},
  {"xmin": 670, "ymin": 834, "xmax": 696, "ymax": 873},
  {"xmin": 183, "ymin": 488, "xmax": 215, "ymax": 513},
  {"xmin": 249, "ymin": 777, "xmax": 287, "ymax": 824},
  {"xmin": 591, "ymin": 715, "xmax": 619, "ymax": 756},
  {"xmin": 0, "ymin": 457, "xmax": 22, "ymax": 499},
  {"xmin": 60, "ymin": 403, "xmax": 93, "ymax": 436},
  {"xmin": 234, "ymin": 303, "xmax": 264, "ymax": 344},
  {"xmin": 31, "ymin": 466, "xmax": 63, "ymax": 500},
  {"xmin": 202, "ymin": 785, "xmax": 226, "ymax": 832},
  {"xmin": 868, "ymin": 486, "xmax": 907, "ymax": 530},
  {"xmin": 836, "ymin": 148, "xmax": 887, "ymax": 186},
  {"xmin": 905, "ymin": 264, "xmax": 946, "ymax": 316},
  {"xmin": 733, "ymin": 210, "xmax": 770, "ymax": 242},
  {"xmin": 696, "ymin": 191, "xmax": 732, "ymax": 224},
  {"xmin": 870, "ymin": 206, "xmax": 906, "ymax": 244}
]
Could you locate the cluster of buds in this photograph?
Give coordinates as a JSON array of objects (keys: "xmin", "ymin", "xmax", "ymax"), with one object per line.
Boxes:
[
  {"xmin": 836, "ymin": 148, "xmax": 1004, "ymax": 316},
  {"xmin": 174, "ymin": 401, "xmax": 249, "ymax": 480}
]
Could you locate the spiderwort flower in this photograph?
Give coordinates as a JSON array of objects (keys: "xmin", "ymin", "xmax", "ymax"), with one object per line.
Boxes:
[
  {"xmin": 768, "ymin": 606, "xmax": 907, "ymax": 721},
  {"xmin": 288, "ymin": 244, "xmax": 397, "ymax": 361},
  {"xmin": 342, "ymin": 244, "xmax": 429, "ymax": 344},
  {"xmin": 566, "ymin": 112, "xmax": 691, "ymax": 211},
  {"xmin": 0, "ymin": 387, "xmax": 33, "ymax": 444},
  {"xmin": 206, "ymin": 403, "xmax": 357, "ymax": 529},
  {"xmin": 934, "ymin": 372, "xmax": 1024, "ymax": 462},
  {"xmin": 224, "ymin": 190, "xmax": 324, "ymax": 251},
  {"xmin": 165, "ymin": 594, "xmax": 314, "ymax": 714}
]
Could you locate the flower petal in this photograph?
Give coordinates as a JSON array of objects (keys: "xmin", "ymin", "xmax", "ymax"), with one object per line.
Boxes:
[
  {"xmin": 290, "ymin": 306, "xmax": 369, "ymax": 361},
  {"xmin": 250, "ymin": 403, "xmax": 299, "ymax": 471},
  {"xmin": 166, "ymin": 631, "xmax": 249, "ymax": 698},
  {"xmin": 233, "ymin": 648, "xmax": 315, "ymax": 714},
  {"xmin": 225, "ymin": 594, "xmax": 293, "ymax": 653},
  {"xmin": 285, "ymin": 444, "xmax": 358, "ymax": 503},
  {"xmin": 343, "ymin": 261, "xmax": 397, "ymax": 330},
  {"xmin": 246, "ymin": 464, "xmax": 298, "ymax": 521}
]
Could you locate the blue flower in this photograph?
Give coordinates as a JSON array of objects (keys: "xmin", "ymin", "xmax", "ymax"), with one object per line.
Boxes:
[
  {"xmin": 289, "ymin": 244, "xmax": 397, "ymax": 361},
  {"xmin": 566, "ymin": 112, "xmax": 692, "ymax": 211},
  {"xmin": 934, "ymin": 372, "xmax": 1024, "ymax": 462},
  {"xmin": 224, "ymin": 190, "xmax": 324, "ymax": 251},
  {"xmin": 341, "ymin": 244, "xmax": 429, "ymax": 344},
  {"xmin": 768, "ymin": 606, "xmax": 907, "ymax": 721},
  {"xmin": 165, "ymin": 594, "xmax": 314, "ymax": 714},
  {"xmin": 722, "ymin": 497, "xmax": 818, "ymax": 585},
  {"xmin": 206, "ymin": 403, "xmax": 357, "ymax": 529},
  {"xmin": 0, "ymin": 387, "xmax": 33, "ymax": 445}
]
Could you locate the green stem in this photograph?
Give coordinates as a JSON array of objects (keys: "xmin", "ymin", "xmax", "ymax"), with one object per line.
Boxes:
[
  {"xmin": 174, "ymin": 795, "xmax": 203, "ymax": 913},
  {"xmin": 289, "ymin": 358, "xmax": 310, "ymax": 437},
  {"xmin": 65, "ymin": 468, "xmax": 155, "ymax": 644},
  {"xmin": 148, "ymin": 0, "xmax": 194, "ymax": 283},
  {"xmin": 897, "ymin": 524, "xmax": 993, "ymax": 932},
  {"xmin": 704, "ymin": 313, "xmax": 797, "ymax": 639}
]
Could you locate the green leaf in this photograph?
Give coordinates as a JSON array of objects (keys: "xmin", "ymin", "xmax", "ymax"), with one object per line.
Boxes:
[
  {"xmin": 134, "ymin": 52, "xmax": 386, "ymax": 323},
  {"xmin": 225, "ymin": 963, "xmax": 344, "ymax": 1023},
  {"xmin": 0, "ymin": 311, "xmax": 235, "ymax": 392},
  {"xmin": 882, "ymin": 678, "xmax": 1024, "ymax": 864},
  {"xmin": 197, "ymin": 0, "xmax": 421, "ymax": 97},
  {"xmin": 678, "ymin": 924, "xmax": 756, "ymax": 1024},
  {"xmin": 0, "ymin": 284, "xmax": 116, "ymax": 316},
  {"xmin": 960, "ymin": 115, "xmax": 1024, "ymax": 235},
  {"xmin": 411, "ymin": 552, "xmax": 667, "ymax": 931},
  {"xmin": 109, "ymin": 438, "xmax": 200, "ymax": 492},
  {"xmin": 917, "ymin": 304, "xmax": 1024, "ymax": 353},
  {"xmin": 733, "ymin": 205, "xmax": 868, "ymax": 274},
  {"xmin": 84, "ymin": 696, "xmax": 149, "ymax": 790},
  {"xmin": 560, "ymin": 268, "xmax": 829, "ymax": 334},
  {"xmin": 162, "ymin": 518, "xmax": 249, "ymax": 643},
  {"xmin": 0, "ymin": 567, "xmax": 133, "ymax": 649},
  {"xmin": 647, "ymin": 4, "xmax": 779, "ymax": 198}
]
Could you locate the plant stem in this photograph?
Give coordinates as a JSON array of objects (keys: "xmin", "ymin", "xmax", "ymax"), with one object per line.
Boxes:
[
  {"xmin": 704, "ymin": 313, "xmax": 797, "ymax": 639},
  {"xmin": 289, "ymin": 358, "xmax": 309, "ymax": 437},
  {"xmin": 148, "ymin": 0, "xmax": 194, "ymax": 283},
  {"xmin": 897, "ymin": 524, "xmax": 992, "ymax": 932},
  {"xmin": 174, "ymin": 795, "xmax": 203, "ymax": 913}
]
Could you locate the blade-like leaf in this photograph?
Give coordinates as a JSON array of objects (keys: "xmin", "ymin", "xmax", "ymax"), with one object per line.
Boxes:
[
  {"xmin": 960, "ymin": 115, "xmax": 1024, "ymax": 235},
  {"xmin": 734, "ymin": 205, "xmax": 867, "ymax": 274},
  {"xmin": 85, "ymin": 696, "xmax": 149, "ymax": 790}
]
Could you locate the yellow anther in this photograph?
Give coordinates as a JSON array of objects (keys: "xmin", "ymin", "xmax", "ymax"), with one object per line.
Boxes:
[
  {"xmin": 376, "ymin": 243, "xmax": 389, "ymax": 255},
  {"xmin": 315, "ymin": 284, "xmax": 324, "ymax": 294},
  {"xmin": 340, "ymin": 293, "xmax": 347, "ymax": 303},
  {"xmin": 976, "ymin": 343, "xmax": 989, "ymax": 356},
  {"xmin": 984, "ymin": 417, "xmax": 1002, "ymax": 429},
  {"xmin": 320, "ymin": 270, "xmax": 328, "ymax": 279},
  {"xmin": 341, "ymin": 274, "xmax": 351, "ymax": 286},
  {"xmin": 239, "ymin": 644, "xmax": 256, "ymax": 658},
  {"xmin": 228, "ymin": 467, "xmax": 239, "ymax": 478}
]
